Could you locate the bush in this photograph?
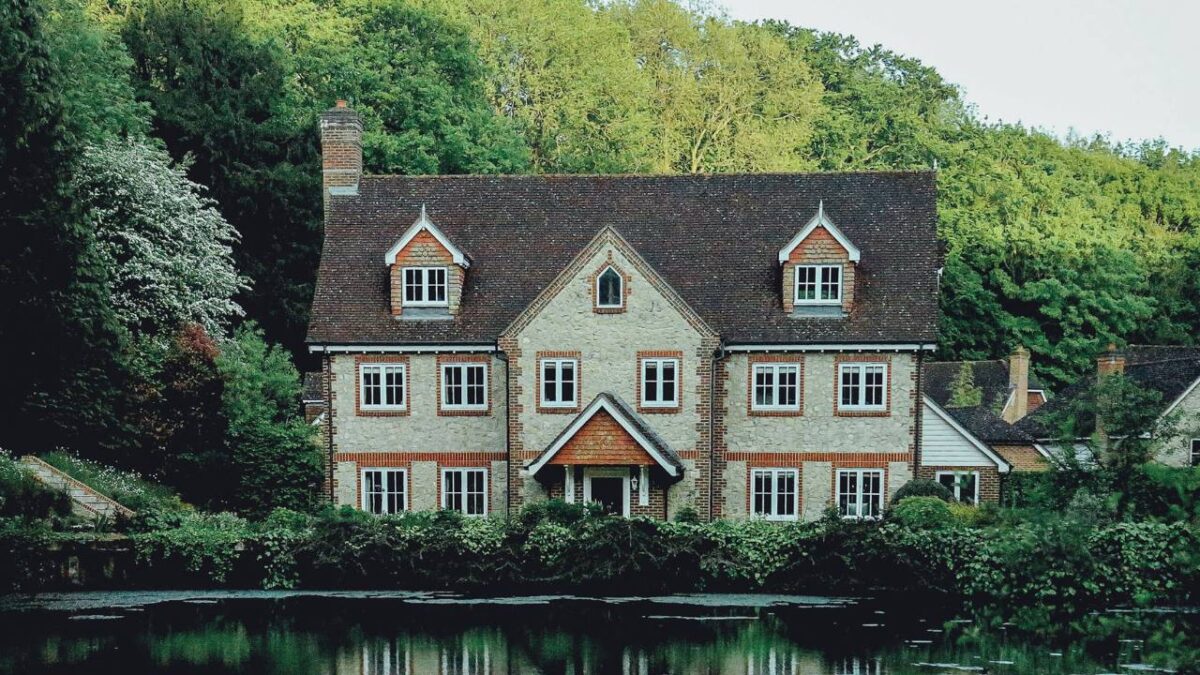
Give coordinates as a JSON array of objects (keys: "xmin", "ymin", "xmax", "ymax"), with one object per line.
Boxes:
[
  {"xmin": 892, "ymin": 478, "xmax": 952, "ymax": 503},
  {"xmin": 0, "ymin": 451, "xmax": 72, "ymax": 520},
  {"xmin": 890, "ymin": 496, "xmax": 955, "ymax": 529}
]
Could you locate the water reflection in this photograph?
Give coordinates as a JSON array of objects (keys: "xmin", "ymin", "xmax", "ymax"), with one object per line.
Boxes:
[{"xmin": 0, "ymin": 595, "xmax": 1194, "ymax": 674}]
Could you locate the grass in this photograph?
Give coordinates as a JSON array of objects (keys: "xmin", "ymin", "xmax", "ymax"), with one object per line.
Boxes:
[{"xmin": 38, "ymin": 451, "xmax": 186, "ymax": 513}]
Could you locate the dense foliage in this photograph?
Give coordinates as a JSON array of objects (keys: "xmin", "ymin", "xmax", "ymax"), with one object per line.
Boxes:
[{"xmin": 31, "ymin": 499, "xmax": 1192, "ymax": 636}]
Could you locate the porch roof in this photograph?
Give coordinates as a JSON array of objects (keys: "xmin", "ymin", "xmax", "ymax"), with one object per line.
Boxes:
[{"xmin": 525, "ymin": 393, "xmax": 684, "ymax": 477}]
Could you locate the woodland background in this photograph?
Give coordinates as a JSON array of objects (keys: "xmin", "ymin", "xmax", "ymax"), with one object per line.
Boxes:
[{"xmin": 3, "ymin": 0, "xmax": 1199, "ymax": 508}]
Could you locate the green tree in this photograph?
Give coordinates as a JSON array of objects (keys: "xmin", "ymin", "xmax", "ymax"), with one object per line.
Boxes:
[
  {"xmin": 0, "ymin": 0, "xmax": 128, "ymax": 453},
  {"xmin": 609, "ymin": 2, "xmax": 824, "ymax": 173},
  {"xmin": 946, "ymin": 363, "xmax": 983, "ymax": 408},
  {"xmin": 217, "ymin": 325, "xmax": 322, "ymax": 517}
]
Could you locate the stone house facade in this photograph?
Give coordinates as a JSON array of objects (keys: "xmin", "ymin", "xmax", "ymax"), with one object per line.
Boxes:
[{"xmin": 307, "ymin": 101, "xmax": 1001, "ymax": 521}]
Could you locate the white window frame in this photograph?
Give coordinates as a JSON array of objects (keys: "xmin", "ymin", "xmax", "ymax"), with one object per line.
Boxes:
[
  {"xmin": 539, "ymin": 358, "xmax": 578, "ymax": 408},
  {"xmin": 361, "ymin": 468, "xmax": 407, "ymax": 515},
  {"xmin": 750, "ymin": 468, "xmax": 799, "ymax": 521},
  {"xmin": 936, "ymin": 470, "xmax": 980, "ymax": 505},
  {"xmin": 836, "ymin": 468, "xmax": 884, "ymax": 520},
  {"xmin": 441, "ymin": 467, "xmax": 488, "ymax": 516},
  {"xmin": 838, "ymin": 362, "xmax": 888, "ymax": 412},
  {"xmin": 751, "ymin": 363, "xmax": 801, "ymax": 412},
  {"xmin": 640, "ymin": 357, "xmax": 680, "ymax": 408},
  {"xmin": 402, "ymin": 266, "xmax": 449, "ymax": 307},
  {"xmin": 359, "ymin": 363, "xmax": 407, "ymax": 411},
  {"xmin": 440, "ymin": 363, "xmax": 488, "ymax": 411},
  {"xmin": 794, "ymin": 264, "xmax": 842, "ymax": 305},
  {"xmin": 595, "ymin": 265, "xmax": 624, "ymax": 309},
  {"xmin": 1190, "ymin": 439, "xmax": 1200, "ymax": 467}
]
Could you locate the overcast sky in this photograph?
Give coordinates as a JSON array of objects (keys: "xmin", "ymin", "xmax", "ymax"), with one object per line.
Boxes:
[{"xmin": 721, "ymin": 0, "xmax": 1200, "ymax": 151}]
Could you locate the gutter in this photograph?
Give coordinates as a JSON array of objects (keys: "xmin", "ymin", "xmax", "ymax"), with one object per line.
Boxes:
[
  {"xmin": 724, "ymin": 343, "xmax": 936, "ymax": 353},
  {"xmin": 309, "ymin": 343, "xmax": 496, "ymax": 354}
]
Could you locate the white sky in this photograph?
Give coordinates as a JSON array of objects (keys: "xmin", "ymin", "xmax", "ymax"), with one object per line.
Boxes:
[{"xmin": 720, "ymin": 0, "xmax": 1200, "ymax": 151}]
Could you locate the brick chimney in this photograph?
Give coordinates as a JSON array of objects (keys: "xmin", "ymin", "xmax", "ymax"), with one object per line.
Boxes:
[
  {"xmin": 1096, "ymin": 343, "xmax": 1126, "ymax": 378},
  {"xmin": 1004, "ymin": 346, "xmax": 1030, "ymax": 423},
  {"xmin": 319, "ymin": 100, "xmax": 362, "ymax": 203}
]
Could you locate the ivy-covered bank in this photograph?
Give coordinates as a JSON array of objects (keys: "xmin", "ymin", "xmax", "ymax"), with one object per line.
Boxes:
[{"xmin": 4, "ymin": 500, "xmax": 1197, "ymax": 635}]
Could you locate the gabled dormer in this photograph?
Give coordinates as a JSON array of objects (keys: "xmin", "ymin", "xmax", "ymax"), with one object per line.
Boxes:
[
  {"xmin": 777, "ymin": 202, "xmax": 860, "ymax": 317},
  {"xmin": 384, "ymin": 206, "xmax": 469, "ymax": 319}
]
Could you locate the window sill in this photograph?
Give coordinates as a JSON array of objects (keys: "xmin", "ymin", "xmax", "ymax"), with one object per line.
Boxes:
[
  {"xmin": 749, "ymin": 406, "xmax": 803, "ymax": 417},
  {"xmin": 593, "ymin": 306, "xmax": 626, "ymax": 314},
  {"xmin": 356, "ymin": 407, "xmax": 410, "ymax": 417},
  {"xmin": 538, "ymin": 403, "xmax": 581, "ymax": 414},
  {"xmin": 638, "ymin": 403, "xmax": 681, "ymax": 414},
  {"xmin": 438, "ymin": 407, "xmax": 490, "ymax": 417},
  {"xmin": 835, "ymin": 407, "xmax": 890, "ymax": 417}
]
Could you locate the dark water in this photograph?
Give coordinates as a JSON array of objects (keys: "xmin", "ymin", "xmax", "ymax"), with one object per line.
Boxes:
[{"xmin": 0, "ymin": 591, "xmax": 1193, "ymax": 674}]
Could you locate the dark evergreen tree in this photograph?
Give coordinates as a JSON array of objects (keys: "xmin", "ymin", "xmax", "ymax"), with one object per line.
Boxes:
[{"xmin": 0, "ymin": 0, "xmax": 127, "ymax": 454}]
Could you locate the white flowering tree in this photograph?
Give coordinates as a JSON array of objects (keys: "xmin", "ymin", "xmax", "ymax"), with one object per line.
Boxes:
[{"xmin": 73, "ymin": 139, "xmax": 247, "ymax": 338}]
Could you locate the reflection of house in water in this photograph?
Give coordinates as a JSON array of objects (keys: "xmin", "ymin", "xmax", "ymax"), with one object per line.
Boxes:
[
  {"xmin": 832, "ymin": 656, "xmax": 882, "ymax": 675},
  {"xmin": 348, "ymin": 633, "xmax": 498, "ymax": 675}
]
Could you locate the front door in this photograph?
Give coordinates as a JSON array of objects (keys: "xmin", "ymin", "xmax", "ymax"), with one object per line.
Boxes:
[{"xmin": 588, "ymin": 477, "xmax": 625, "ymax": 515}]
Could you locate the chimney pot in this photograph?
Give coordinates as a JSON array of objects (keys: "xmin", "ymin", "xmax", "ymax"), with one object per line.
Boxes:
[
  {"xmin": 1097, "ymin": 343, "xmax": 1126, "ymax": 378},
  {"xmin": 335, "ymin": 99, "xmax": 347, "ymax": 108}
]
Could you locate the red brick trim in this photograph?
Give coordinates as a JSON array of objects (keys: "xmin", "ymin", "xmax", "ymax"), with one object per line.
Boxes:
[
  {"xmin": 747, "ymin": 354, "xmax": 804, "ymax": 417},
  {"xmin": 918, "ymin": 465, "xmax": 1001, "ymax": 504},
  {"xmin": 536, "ymin": 350, "xmax": 583, "ymax": 414},
  {"xmin": 590, "ymin": 254, "xmax": 631, "ymax": 315},
  {"xmin": 833, "ymin": 354, "xmax": 893, "ymax": 417},
  {"xmin": 436, "ymin": 354, "xmax": 493, "ymax": 417},
  {"xmin": 636, "ymin": 350, "xmax": 684, "ymax": 414},
  {"xmin": 352, "ymin": 465, "xmax": 412, "ymax": 513},
  {"xmin": 353, "ymin": 355, "xmax": 411, "ymax": 417},
  {"xmin": 337, "ymin": 452, "xmax": 504, "ymax": 513}
]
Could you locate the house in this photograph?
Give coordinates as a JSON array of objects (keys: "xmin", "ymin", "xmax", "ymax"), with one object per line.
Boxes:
[
  {"xmin": 918, "ymin": 349, "xmax": 1053, "ymax": 501},
  {"xmin": 1015, "ymin": 345, "xmax": 1200, "ymax": 467},
  {"xmin": 307, "ymin": 101, "xmax": 977, "ymax": 521}
]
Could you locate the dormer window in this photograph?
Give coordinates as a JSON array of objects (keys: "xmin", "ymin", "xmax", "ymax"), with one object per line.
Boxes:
[
  {"xmin": 403, "ymin": 266, "xmax": 447, "ymax": 307},
  {"xmin": 596, "ymin": 266, "xmax": 623, "ymax": 309},
  {"xmin": 795, "ymin": 264, "xmax": 841, "ymax": 305}
]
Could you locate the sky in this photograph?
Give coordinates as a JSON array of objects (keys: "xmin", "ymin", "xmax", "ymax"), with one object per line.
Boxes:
[{"xmin": 720, "ymin": 0, "xmax": 1200, "ymax": 151}]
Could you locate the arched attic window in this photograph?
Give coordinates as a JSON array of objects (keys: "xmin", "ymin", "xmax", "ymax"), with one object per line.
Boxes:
[{"xmin": 596, "ymin": 266, "xmax": 624, "ymax": 310}]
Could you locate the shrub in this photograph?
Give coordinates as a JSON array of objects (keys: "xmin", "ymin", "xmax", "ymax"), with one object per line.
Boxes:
[
  {"xmin": 890, "ymin": 496, "xmax": 955, "ymax": 529},
  {"xmin": 892, "ymin": 478, "xmax": 952, "ymax": 503},
  {"xmin": 130, "ymin": 510, "xmax": 251, "ymax": 583},
  {"xmin": 673, "ymin": 506, "xmax": 700, "ymax": 523}
]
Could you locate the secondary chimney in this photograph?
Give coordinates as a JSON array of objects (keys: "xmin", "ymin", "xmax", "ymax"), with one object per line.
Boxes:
[
  {"xmin": 1004, "ymin": 346, "xmax": 1030, "ymax": 423},
  {"xmin": 319, "ymin": 100, "xmax": 362, "ymax": 203},
  {"xmin": 1096, "ymin": 343, "xmax": 1126, "ymax": 378}
]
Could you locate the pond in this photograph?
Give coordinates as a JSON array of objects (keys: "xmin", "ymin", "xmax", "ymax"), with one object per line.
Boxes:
[{"xmin": 0, "ymin": 591, "xmax": 1193, "ymax": 674}]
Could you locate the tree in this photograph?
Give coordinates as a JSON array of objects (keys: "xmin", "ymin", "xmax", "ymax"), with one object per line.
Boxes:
[
  {"xmin": 216, "ymin": 325, "xmax": 322, "ymax": 516},
  {"xmin": 946, "ymin": 363, "xmax": 983, "ymax": 409},
  {"xmin": 73, "ymin": 139, "xmax": 247, "ymax": 338},
  {"xmin": 0, "ymin": 0, "xmax": 128, "ymax": 453},
  {"xmin": 421, "ymin": 0, "xmax": 652, "ymax": 172},
  {"xmin": 610, "ymin": 2, "xmax": 824, "ymax": 173}
]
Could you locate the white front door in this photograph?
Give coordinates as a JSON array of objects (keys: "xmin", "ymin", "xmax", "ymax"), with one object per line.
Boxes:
[{"xmin": 582, "ymin": 467, "xmax": 630, "ymax": 516}]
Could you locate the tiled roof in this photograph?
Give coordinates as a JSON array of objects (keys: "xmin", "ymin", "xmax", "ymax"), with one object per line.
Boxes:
[
  {"xmin": 307, "ymin": 172, "xmax": 940, "ymax": 346},
  {"xmin": 922, "ymin": 360, "xmax": 1035, "ymax": 444},
  {"xmin": 1014, "ymin": 345, "xmax": 1200, "ymax": 439}
]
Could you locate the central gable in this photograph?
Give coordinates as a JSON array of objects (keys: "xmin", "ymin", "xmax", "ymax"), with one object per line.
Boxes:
[{"xmin": 502, "ymin": 227, "xmax": 715, "ymax": 342}]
